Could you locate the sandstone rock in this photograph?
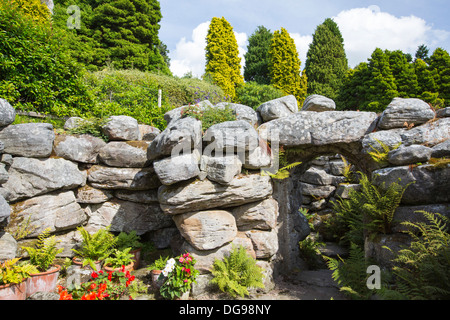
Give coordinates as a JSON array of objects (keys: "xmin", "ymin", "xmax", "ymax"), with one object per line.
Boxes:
[
  {"xmin": 258, "ymin": 111, "xmax": 378, "ymax": 147},
  {"xmin": 158, "ymin": 174, "xmax": 273, "ymax": 215},
  {"xmin": 75, "ymin": 185, "xmax": 113, "ymax": 204},
  {"xmin": 85, "ymin": 200, "xmax": 173, "ymax": 235},
  {"xmin": 372, "ymin": 164, "xmax": 450, "ymax": 205},
  {"xmin": 245, "ymin": 229, "xmax": 278, "ymax": 259},
  {"xmin": 0, "ymin": 123, "xmax": 54, "ymax": 158},
  {"xmin": 102, "ymin": 115, "xmax": 139, "ymax": 141},
  {"xmin": 300, "ymin": 167, "xmax": 334, "ymax": 185},
  {"xmin": 153, "ymin": 150, "xmax": 201, "ymax": 185},
  {"xmin": 299, "ymin": 182, "xmax": 336, "ymax": 198},
  {"xmin": 98, "ymin": 141, "xmax": 150, "ymax": 168},
  {"xmin": 203, "ymin": 120, "xmax": 259, "ymax": 153},
  {"xmin": 232, "ymin": 198, "xmax": 278, "ymax": 231},
  {"xmin": 138, "ymin": 124, "xmax": 160, "ymax": 141},
  {"xmin": 257, "ymin": 95, "xmax": 298, "ymax": 122},
  {"xmin": 87, "ymin": 165, "xmax": 160, "ymax": 190},
  {"xmin": 148, "ymin": 117, "xmax": 202, "ymax": 160},
  {"xmin": 0, "ymin": 98, "xmax": 16, "ymax": 127},
  {"xmin": 0, "ymin": 232, "xmax": 17, "ymax": 261},
  {"xmin": 399, "ymin": 118, "xmax": 450, "ymax": 147},
  {"xmin": 9, "ymin": 191, "xmax": 86, "ymax": 237},
  {"xmin": 114, "ymin": 189, "xmax": 159, "ymax": 204},
  {"xmin": 173, "ymin": 210, "xmax": 238, "ymax": 251},
  {"xmin": 387, "ymin": 145, "xmax": 433, "ymax": 165},
  {"xmin": 301, "ymin": 94, "xmax": 336, "ymax": 112},
  {"xmin": 436, "ymin": 107, "xmax": 450, "ymax": 118},
  {"xmin": 431, "ymin": 139, "xmax": 450, "ymax": 158},
  {"xmin": 200, "ymin": 155, "xmax": 242, "ymax": 185},
  {"xmin": 377, "ymin": 98, "xmax": 435, "ymax": 130},
  {"xmin": 54, "ymin": 134, "xmax": 106, "ymax": 164},
  {"xmin": 0, "ymin": 157, "xmax": 86, "ymax": 202}
]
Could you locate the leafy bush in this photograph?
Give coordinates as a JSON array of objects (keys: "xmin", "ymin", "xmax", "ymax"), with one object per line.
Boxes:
[
  {"xmin": 182, "ymin": 103, "xmax": 237, "ymax": 131},
  {"xmin": 236, "ymin": 82, "xmax": 286, "ymax": 109},
  {"xmin": 21, "ymin": 228, "xmax": 63, "ymax": 272},
  {"xmin": 210, "ymin": 245, "xmax": 264, "ymax": 298},
  {"xmin": 104, "ymin": 248, "xmax": 134, "ymax": 269}
]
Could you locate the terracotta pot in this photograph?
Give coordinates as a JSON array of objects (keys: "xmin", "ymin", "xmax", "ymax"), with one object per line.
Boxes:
[
  {"xmin": 103, "ymin": 261, "xmax": 134, "ymax": 273},
  {"xmin": 150, "ymin": 269, "xmax": 164, "ymax": 288},
  {"xmin": 72, "ymin": 257, "xmax": 102, "ymax": 271},
  {"xmin": 0, "ymin": 281, "xmax": 27, "ymax": 300},
  {"xmin": 130, "ymin": 248, "xmax": 141, "ymax": 270},
  {"xmin": 26, "ymin": 264, "xmax": 61, "ymax": 298}
]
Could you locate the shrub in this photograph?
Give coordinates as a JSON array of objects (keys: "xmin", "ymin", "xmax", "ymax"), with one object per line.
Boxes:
[
  {"xmin": 182, "ymin": 103, "xmax": 237, "ymax": 131},
  {"xmin": 210, "ymin": 245, "xmax": 264, "ymax": 298},
  {"xmin": 236, "ymin": 82, "xmax": 286, "ymax": 109}
]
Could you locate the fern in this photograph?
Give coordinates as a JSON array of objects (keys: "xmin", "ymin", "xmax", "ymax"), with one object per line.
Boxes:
[
  {"xmin": 22, "ymin": 228, "xmax": 63, "ymax": 272},
  {"xmin": 367, "ymin": 139, "xmax": 402, "ymax": 165},
  {"xmin": 210, "ymin": 245, "xmax": 264, "ymax": 298},
  {"xmin": 261, "ymin": 162, "xmax": 302, "ymax": 180}
]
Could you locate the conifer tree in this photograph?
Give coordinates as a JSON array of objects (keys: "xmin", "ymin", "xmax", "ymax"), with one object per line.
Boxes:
[
  {"xmin": 429, "ymin": 48, "xmax": 450, "ymax": 105},
  {"xmin": 268, "ymin": 27, "xmax": 307, "ymax": 106},
  {"xmin": 305, "ymin": 18, "xmax": 348, "ymax": 101},
  {"xmin": 388, "ymin": 50, "xmax": 419, "ymax": 98},
  {"xmin": 205, "ymin": 17, "xmax": 244, "ymax": 100},
  {"xmin": 243, "ymin": 26, "xmax": 273, "ymax": 85}
]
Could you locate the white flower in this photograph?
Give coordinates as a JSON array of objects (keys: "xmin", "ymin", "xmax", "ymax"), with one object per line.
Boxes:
[{"xmin": 161, "ymin": 258, "xmax": 176, "ymax": 276}]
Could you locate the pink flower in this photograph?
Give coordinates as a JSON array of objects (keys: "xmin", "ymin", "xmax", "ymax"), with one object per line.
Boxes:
[{"xmin": 179, "ymin": 257, "xmax": 184, "ymax": 263}]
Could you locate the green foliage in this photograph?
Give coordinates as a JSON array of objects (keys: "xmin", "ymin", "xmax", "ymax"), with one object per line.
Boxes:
[
  {"xmin": 210, "ymin": 245, "xmax": 264, "ymax": 298},
  {"xmin": 299, "ymin": 235, "xmax": 325, "ymax": 270},
  {"xmin": 381, "ymin": 211, "xmax": 450, "ymax": 300},
  {"xmin": 11, "ymin": 0, "xmax": 50, "ymax": 25},
  {"xmin": 72, "ymin": 226, "xmax": 117, "ymax": 271},
  {"xmin": 367, "ymin": 139, "xmax": 402, "ymax": 166},
  {"xmin": 244, "ymin": 26, "xmax": 273, "ymax": 85},
  {"xmin": 268, "ymin": 27, "xmax": 307, "ymax": 106},
  {"xmin": 205, "ymin": 17, "xmax": 244, "ymax": 100},
  {"xmin": 104, "ymin": 248, "xmax": 134, "ymax": 269},
  {"xmin": 428, "ymin": 48, "xmax": 450, "ymax": 105},
  {"xmin": 261, "ymin": 161, "xmax": 302, "ymax": 180},
  {"xmin": 66, "ymin": 117, "xmax": 108, "ymax": 141},
  {"xmin": 0, "ymin": 258, "xmax": 34, "ymax": 285},
  {"xmin": 182, "ymin": 103, "xmax": 236, "ymax": 131},
  {"xmin": 21, "ymin": 228, "xmax": 63, "ymax": 272},
  {"xmin": 147, "ymin": 255, "xmax": 169, "ymax": 271},
  {"xmin": 235, "ymin": 82, "xmax": 286, "ymax": 109},
  {"xmin": 305, "ymin": 18, "xmax": 348, "ymax": 101},
  {"xmin": 0, "ymin": 1, "xmax": 95, "ymax": 117},
  {"xmin": 115, "ymin": 231, "xmax": 142, "ymax": 251}
]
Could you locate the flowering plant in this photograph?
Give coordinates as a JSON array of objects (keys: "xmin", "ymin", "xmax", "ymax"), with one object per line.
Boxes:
[
  {"xmin": 159, "ymin": 252, "xmax": 199, "ymax": 300},
  {"xmin": 57, "ymin": 265, "xmax": 142, "ymax": 300}
]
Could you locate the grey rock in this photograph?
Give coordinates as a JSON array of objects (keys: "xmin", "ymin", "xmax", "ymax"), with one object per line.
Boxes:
[
  {"xmin": 63, "ymin": 117, "xmax": 84, "ymax": 130},
  {"xmin": 75, "ymin": 185, "xmax": 113, "ymax": 204},
  {"xmin": 299, "ymin": 182, "xmax": 336, "ymax": 198},
  {"xmin": 0, "ymin": 98, "xmax": 16, "ymax": 127},
  {"xmin": 258, "ymin": 111, "xmax": 378, "ymax": 147},
  {"xmin": 158, "ymin": 174, "xmax": 273, "ymax": 215},
  {"xmin": 0, "ymin": 163, "xmax": 8, "ymax": 184},
  {"xmin": 244, "ymin": 145, "xmax": 272, "ymax": 170},
  {"xmin": 387, "ymin": 145, "xmax": 433, "ymax": 165},
  {"xmin": 215, "ymin": 102, "xmax": 260, "ymax": 126},
  {"xmin": 300, "ymin": 167, "xmax": 334, "ymax": 185},
  {"xmin": 257, "ymin": 95, "xmax": 298, "ymax": 122},
  {"xmin": 399, "ymin": 117, "xmax": 450, "ymax": 147},
  {"xmin": 334, "ymin": 184, "xmax": 361, "ymax": 199},
  {"xmin": 27, "ymin": 292, "xmax": 59, "ymax": 300},
  {"xmin": 99, "ymin": 141, "xmax": 150, "ymax": 168},
  {"xmin": 365, "ymin": 233, "xmax": 411, "ymax": 269},
  {"xmin": 9, "ymin": 190, "xmax": 86, "ymax": 237},
  {"xmin": 302, "ymin": 94, "xmax": 336, "ymax": 112},
  {"xmin": 200, "ymin": 154, "xmax": 242, "ymax": 185},
  {"xmin": 378, "ymin": 98, "xmax": 435, "ymax": 130},
  {"xmin": 0, "ymin": 194, "xmax": 10, "ymax": 229},
  {"xmin": 372, "ymin": 164, "xmax": 450, "ymax": 205},
  {"xmin": 0, "ymin": 123, "xmax": 54, "ymax": 158},
  {"xmin": 114, "ymin": 189, "xmax": 159, "ymax": 204},
  {"xmin": 0, "ymin": 157, "xmax": 86, "ymax": 202},
  {"xmin": 0, "ymin": 232, "xmax": 17, "ymax": 261},
  {"xmin": 431, "ymin": 139, "xmax": 450, "ymax": 158},
  {"xmin": 232, "ymin": 198, "xmax": 278, "ymax": 231},
  {"xmin": 164, "ymin": 100, "xmax": 213, "ymax": 125},
  {"xmin": 148, "ymin": 117, "xmax": 202, "ymax": 160},
  {"xmin": 54, "ymin": 134, "xmax": 106, "ymax": 164},
  {"xmin": 436, "ymin": 107, "xmax": 450, "ymax": 118},
  {"xmin": 203, "ymin": 120, "xmax": 259, "ymax": 153},
  {"xmin": 87, "ymin": 165, "xmax": 160, "ymax": 190},
  {"xmin": 102, "ymin": 115, "xmax": 139, "ymax": 141},
  {"xmin": 138, "ymin": 124, "xmax": 160, "ymax": 141},
  {"xmin": 1, "ymin": 154, "xmax": 13, "ymax": 166},
  {"xmin": 153, "ymin": 150, "xmax": 201, "ymax": 185},
  {"xmin": 392, "ymin": 204, "xmax": 450, "ymax": 233},
  {"xmin": 173, "ymin": 210, "xmax": 238, "ymax": 251},
  {"xmin": 361, "ymin": 129, "xmax": 403, "ymax": 154},
  {"xmin": 245, "ymin": 229, "xmax": 278, "ymax": 259}
]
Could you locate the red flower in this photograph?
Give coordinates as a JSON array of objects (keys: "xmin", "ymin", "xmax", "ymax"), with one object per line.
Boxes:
[{"xmin": 91, "ymin": 271, "xmax": 98, "ymax": 279}]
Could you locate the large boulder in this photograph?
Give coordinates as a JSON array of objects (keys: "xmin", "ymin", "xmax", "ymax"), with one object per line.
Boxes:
[
  {"xmin": 53, "ymin": 134, "xmax": 106, "ymax": 164},
  {"xmin": 300, "ymin": 167, "xmax": 335, "ymax": 185},
  {"xmin": 377, "ymin": 98, "xmax": 435, "ymax": 130},
  {"xmin": 98, "ymin": 141, "xmax": 150, "ymax": 168},
  {"xmin": 0, "ymin": 98, "xmax": 16, "ymax": 127},
  {"xmin": 102, "ymin": 116, "xmax": 140, "ymax": 141},
  {"xmin": 431, "ymin": 139, "xmax": 450, "ymax": 158},
  {"xmin": 399, "ymin": 117, "xmax": 450, "ymax": 147},
  {"xmin": 9, "ymin": 191, "xmax": 86, "ymax": 237},
  {"xmin": 257, "ymin": 95, "xmax": 298, "ymax": 122},
  {"xmin": 163, "ymin": 100, "xmax": 213, "ymax": 125},
  {"xmin": 153, "ymin": 150, "xmax": 201, "ymax": 185},
  {"xmin": 387, "ymin": 145, "xmax": 433, "ymax": 166},
  {"xmin": 0, "ymin": 123, "xmax": 54, "ymax": 158},
  {"xmin": 87, "ymin": 165, "xmax": 160, "ymax": 190},
  {"xmin": 301, "ymin": 95, "xmax": 336, "ymax": 112},
  {"xmin": 244, "ymin": 145, "xmax": 271, "ymax": 170},
  {"xmin": 232, "ymin": 198, "xmax": 278, "ymax": 231},
  {"xmin": 245, "ymin": 229, "xmax": 278, "ymax": 259},
  {"xmin": 138, "ymin": 124, "xmax": 160, "ymax": 141},
  {"xmin": 200, "ymin": 155, "xmax": 242, "ymax": 185},
  {"xmin": 215, "ymin": 102, "xmax": 260, "ymax": 126},
  {"xmin": 203, "ymin": 120, "xmax": 259, "ymax": 153},
  {"xmin": 173, "ymin": 210, "xmax": 238, "ymax": 251},
  {"xmin": 361, "ymin": 129, "xmax": 403, "ymax": 154},
  {"xmin": 372, "ymin": 164, "xmax": 450, "ymax": 205},
  {"xmin": 158, "ymin": 174, "xmax": 273, "ymax": 215},
  {"xmin": 257, "ymin": 111, "xmax": 378, "ymax": 147},
  {"xmin": 0, "ymin": 157, "xmax": 86, "ymax": 202},
  {"xmin": 148, "ymin": 117, "xmax": 202, "ymax": 160}
]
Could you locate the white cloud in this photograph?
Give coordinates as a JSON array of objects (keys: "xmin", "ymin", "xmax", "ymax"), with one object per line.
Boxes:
[
  {"xmin": 290, "ymin": 33, "xmax": 313, "ymax": 69},
  {"xmin": 333, "ymin": 6, "xmax": 450, "ymax": 67},
  {"xmin": 170, "ymin": 21, "xmax": 248, "ymax": 78}
]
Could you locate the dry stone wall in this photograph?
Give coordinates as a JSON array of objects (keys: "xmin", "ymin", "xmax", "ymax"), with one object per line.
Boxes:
[{"xmin": 0, "ymin": 95, "xmax": 449, "ymax": 291}]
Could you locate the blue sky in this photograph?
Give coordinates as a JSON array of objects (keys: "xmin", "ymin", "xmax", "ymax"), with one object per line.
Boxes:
[{"xmin": 159, "ymin": 0, "xmax": 450, "ymax": 77}]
